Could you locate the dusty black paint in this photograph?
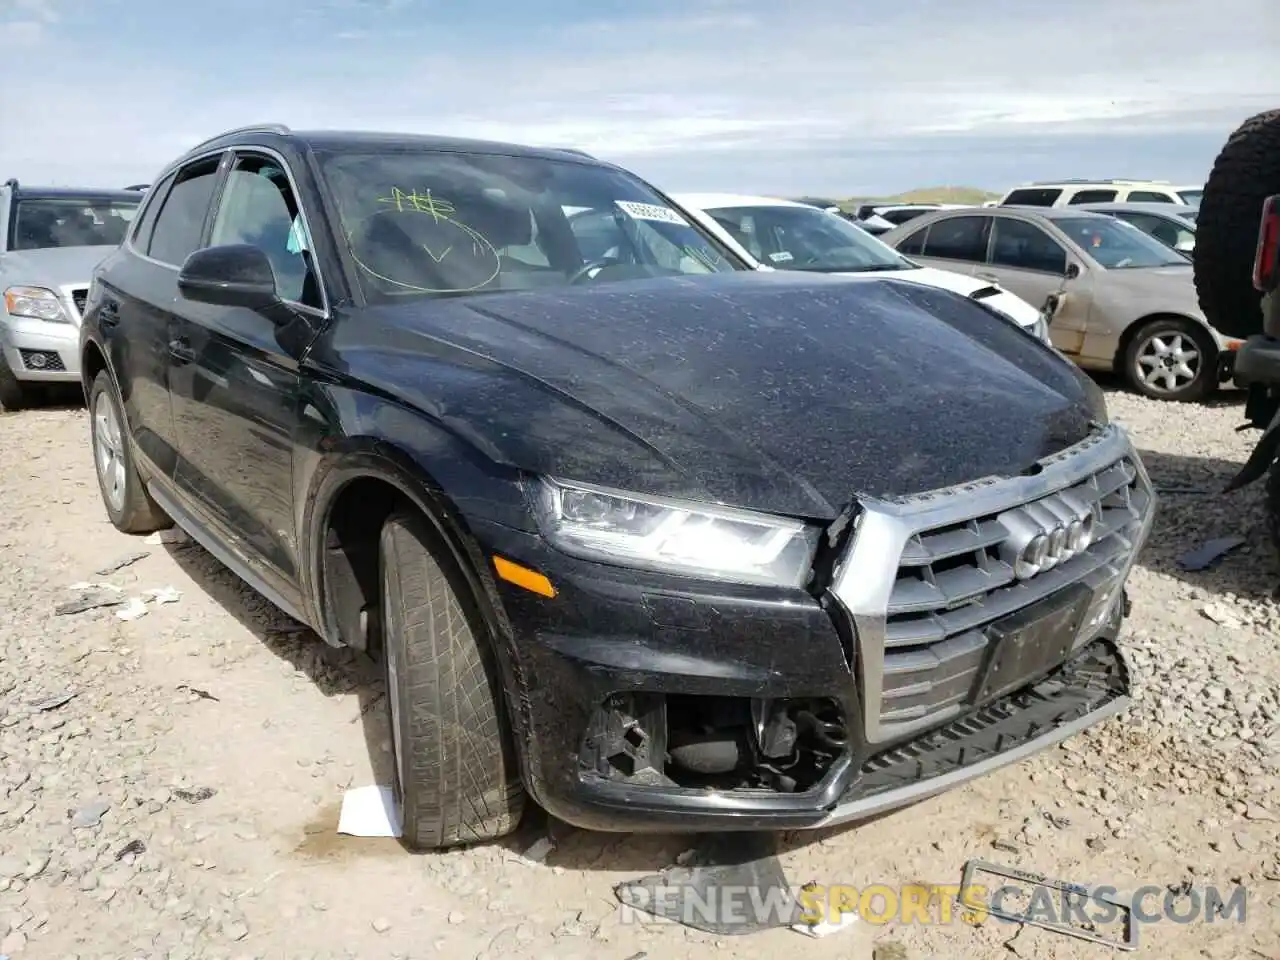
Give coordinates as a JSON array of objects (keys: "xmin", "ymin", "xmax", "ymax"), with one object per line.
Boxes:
[{"xmin": 311, "ymin": 270, "xmax": 1106, "ymax": 518}]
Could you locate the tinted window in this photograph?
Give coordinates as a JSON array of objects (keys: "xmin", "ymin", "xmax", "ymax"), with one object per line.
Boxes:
[
  {"xmin": 317, "ymin": 150, "xmax": 738, "ymax": 302},
  {"xmin": 921, "ymin": 215, "xmax": 988, "ymax": 261},
  {"xmin": 1126, "ymin": 190, "xmax": 1175, "ymax": 203},
  {"xmin": 896, "ymin": 227, "xmax": 927, "ymax": 256},
  {"xmin": 12, "ymin": 196, "xmax": 139, "ymax": 250},
  {"xmin": 147, "ymin": 158, "xmax": 221, "ymax": 265},
  {"xmin": 1055, "ymin": 216, "xmax": 1187, "ymax": 268},
  {"xmin": 1068, "ymin": 189, "xmax": 1117, "ymax": 204},
  {"xmin": 1178, "ymin": 189, "xmax": 1203, "ymax": 205},
  {"xmin": 1003, "ymin": 188, "xmax": 1062, "ymax": 206},
  {"xmin": 703, "ymin": 205, "xmax": 909, "ymax": 273},
  {"xmin": 209, "ymin": 154, "xmax": 322, "ymax": 308},
  {"xmin": 990, "ymin": 218, "xmax": 1068, "ymax": 273},
  {"xmin": 130, "ymin": 171, "xmax": 177, "ymax": 251}
]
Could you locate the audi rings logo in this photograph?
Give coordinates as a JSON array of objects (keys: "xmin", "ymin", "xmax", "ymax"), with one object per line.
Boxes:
[{"xmin": 997, "ymin": 493, "xmax": 1096, "ymax": 580}]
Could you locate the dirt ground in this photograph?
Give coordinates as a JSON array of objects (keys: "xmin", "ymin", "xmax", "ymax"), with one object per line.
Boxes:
[{"xmin": 1, "ymin": 383, "xmax": 1279, "ymax": 960}]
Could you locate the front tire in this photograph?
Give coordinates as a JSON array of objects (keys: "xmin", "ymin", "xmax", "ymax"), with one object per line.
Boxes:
[
  {"xmin": 88, "ymin": 370, "xmax": 172, "ymax": 533},
  {"xmin": 0, "ymin": 355, "xmax": 27, "ymax": 412},
  {"xmin": 1122, "ymin": 317, "xmax": 1219, "ymax": 402},
  {"xmin": 378, "ymin": 509, "xmax": 525, "ymax": 850}
]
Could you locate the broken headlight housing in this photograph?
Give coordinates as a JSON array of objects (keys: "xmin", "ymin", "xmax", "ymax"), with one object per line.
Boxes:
[{"xmin": 530, "ymin": 477, "xmax": 821, "ymax": 588}]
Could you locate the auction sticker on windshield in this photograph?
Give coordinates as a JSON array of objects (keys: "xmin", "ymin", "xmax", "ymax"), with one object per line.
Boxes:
[{"xmin": 616, "ymin": 200, "xmax": 689, "ymax": 225}]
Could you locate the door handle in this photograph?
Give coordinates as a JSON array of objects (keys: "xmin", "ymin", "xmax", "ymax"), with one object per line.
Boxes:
[
  {"xmin": 168, "ymin": 338, "xmax": 195, "ymax": 364},
  {"xmin": 99, "ymin": 300, "xmax": 120, "ymax": 328}
]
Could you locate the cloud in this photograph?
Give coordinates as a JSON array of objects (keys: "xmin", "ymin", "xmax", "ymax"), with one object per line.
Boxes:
[{"xmin": 2, "ymin": 0, "xmax": 1278, "ymax": 193}]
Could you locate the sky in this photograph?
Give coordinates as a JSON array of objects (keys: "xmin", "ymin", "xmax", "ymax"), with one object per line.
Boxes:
[{"xmin": 2, "ymin": 0, "xmax": 1279, "ymax": 198}]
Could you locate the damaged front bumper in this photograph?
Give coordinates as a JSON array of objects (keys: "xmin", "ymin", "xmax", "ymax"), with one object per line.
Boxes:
[{"xmin": 481, "ymin": 424, "xmax": 1154, "ymax": 833}]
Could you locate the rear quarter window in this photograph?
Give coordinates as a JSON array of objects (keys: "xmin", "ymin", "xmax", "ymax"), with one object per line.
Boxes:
[{"xmin": 1003, "ymin": 188, "xmax": 1062, "ymax": 206}]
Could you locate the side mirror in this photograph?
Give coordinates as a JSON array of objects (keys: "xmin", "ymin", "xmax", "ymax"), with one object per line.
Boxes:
[
  {"xmin": 1064, "ymin": 262, "xmax": 1081, "ymax": 280},
  {"xmin": 178, "ymin": 244, "xmax": 279, "ymax": 311}
]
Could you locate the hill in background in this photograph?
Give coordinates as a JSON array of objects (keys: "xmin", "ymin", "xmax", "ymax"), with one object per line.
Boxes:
[{"xmin": 837, "ymin": 185, "xmax": 997, "ymax": 210}]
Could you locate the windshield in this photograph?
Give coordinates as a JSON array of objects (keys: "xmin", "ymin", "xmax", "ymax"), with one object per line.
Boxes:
[
  {"xmin": 317, "ymin": 150, "xmax": 739, "ymax": 301},
  {"xmin": 702, "ymin": 204, "xmax": 911, "ymax": 273},
  {"xmin": 1177, "ymin": 189, "xmax": 1203, "ymax": 205},
  {"xmin": 12, "ymin": 197, "xmax": 139, "ymax": 251},
  {"xmin": 1055, "ymin": 216, "xmax": 1189, "ymax": 269}
]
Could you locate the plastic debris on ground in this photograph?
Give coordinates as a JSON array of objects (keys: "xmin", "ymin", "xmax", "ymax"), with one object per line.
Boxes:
[
  {"xmin": 144, "ymin": 586, "xmax": 182, "ymax": 604},
  {"xmin": 1178, "ymin": 536, "xmax": 1246, "ymax": 571},
  {"xmin": 29, "ymin": 691, "xmax": 76, "ymax": 713},
  {"xmin": 94, "ymin": 549, "xmax": 150, "ymax": 575},
  {"xmin": 337, "ymin": 784, "xmax": 402, "ymax": 838},
  {"xmin": 56, "ymin": 583, "xmax": 125, "ymax": 615},
  {"xmin": 116, "ymin": 597, "xmax": 150, "ymax": 621},
  {"xmin": 613, "ymin": 833, "xmax": 803, "ymax": 936}
]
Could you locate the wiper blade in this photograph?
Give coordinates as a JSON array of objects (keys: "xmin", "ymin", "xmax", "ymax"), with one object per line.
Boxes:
[{"xmin": 845, "ymin": 263, "xmax": 907, "ymax": 272}]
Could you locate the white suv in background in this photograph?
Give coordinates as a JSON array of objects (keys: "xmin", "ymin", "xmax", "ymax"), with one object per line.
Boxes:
[
  {"xmin": 674, "ymin": 193, "xmax": 1049, "ymax": 341},
  {"xmin": 998, "ymin": 180, "xmax": 1202, "ymax": 208}
]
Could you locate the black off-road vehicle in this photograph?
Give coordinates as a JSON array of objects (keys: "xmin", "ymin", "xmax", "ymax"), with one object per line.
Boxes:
[{"xmin": 1195, "ymin": 110, "xmax": 1280, "ymax": 541}]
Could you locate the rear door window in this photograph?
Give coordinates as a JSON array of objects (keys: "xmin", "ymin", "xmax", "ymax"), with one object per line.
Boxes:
[
  {"xmin": 920, "ymin": 215, "xmax": 989, "ymax": 262},
  {"xmin": 1068, "ymin": 189, "xmax": 1118, "ymax": 204},
  {"xmin": 1125, "ymin": 190, "xmax": 1177, "ymax": 203},
  {"xmin": 1002, "ymin": 188, "xmax": 1062, "ymax": 206}
]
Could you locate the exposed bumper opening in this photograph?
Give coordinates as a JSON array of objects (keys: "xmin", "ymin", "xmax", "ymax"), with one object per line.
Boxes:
[{"xmin": 580, "ymin": 692, "xmax": 849, "ymax": 795}]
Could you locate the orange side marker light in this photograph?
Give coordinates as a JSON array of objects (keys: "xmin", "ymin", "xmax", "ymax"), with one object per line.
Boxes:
[{"xmin": 493, "ymin": 556, "xmax": 557, "ymax": 598}]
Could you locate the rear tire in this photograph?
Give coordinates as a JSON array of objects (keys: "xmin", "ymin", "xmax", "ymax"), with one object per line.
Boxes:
[
  {"xmin": 0, "ymin": 355, "xmax": 27, "ymax": 411},
  {"xmin": 88, "ymin": 370, "xmax": 172, "ymax": 533},
  {"xmin": 378, "ymin": 509, "xmax": 525, "ymax": 850},
  {"xmin": 1121, "ymin": 317, "xmax": 1218, "ymax": 402},
  {"xmin": 1194, "ymin": 108, "xmax": 1280, "ymax": 339}
]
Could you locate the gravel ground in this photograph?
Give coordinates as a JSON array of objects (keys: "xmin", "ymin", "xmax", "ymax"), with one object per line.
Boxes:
[{"xmin": 1, "ymin": 384, "xmax": 1279, "ymax": 959}]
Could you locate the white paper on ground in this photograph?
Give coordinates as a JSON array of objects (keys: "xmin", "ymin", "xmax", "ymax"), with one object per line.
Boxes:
[
  {"xmin": 337, "ymin": 784, "xmax": 402, "ymax": 838},
  {"xmin": 790, "ymin": 910, "xmax": 859, "ymax": 938},
  {"xmin": 116, "ymin": 597, "xmax": 150, "ymax": 621}
]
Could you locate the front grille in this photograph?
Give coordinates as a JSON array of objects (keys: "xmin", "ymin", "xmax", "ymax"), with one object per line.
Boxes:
[
  {"xmin": 828, "ymin": 425, "xmax": 1155, "ymax": 745},
  {"xmin": 18, "ymin": 349, "xmax": 65, "ymax": 372},
  {"xmin": 70, "ymin": 288, "xmax": 88, "ymax": 318},
  {"xmin": 880, "ymin": 458, "xmax": 1148, "ymax": 724}
]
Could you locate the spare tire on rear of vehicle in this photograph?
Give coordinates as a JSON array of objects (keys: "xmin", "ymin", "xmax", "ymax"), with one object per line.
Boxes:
[{"xmin": 1194, "ymin": 109, "xmax": 1280, "ymax": 339}]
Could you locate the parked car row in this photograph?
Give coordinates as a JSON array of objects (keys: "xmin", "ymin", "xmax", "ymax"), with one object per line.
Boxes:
[{"xmin": 45, "ymin": 123, "xmax": 1155, "ymax": 851}]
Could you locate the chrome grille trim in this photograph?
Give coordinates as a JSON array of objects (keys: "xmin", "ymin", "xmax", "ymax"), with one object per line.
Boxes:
[{"xmin": 827, "ymin": 424, "xmax": 1155, "ymax": 745}]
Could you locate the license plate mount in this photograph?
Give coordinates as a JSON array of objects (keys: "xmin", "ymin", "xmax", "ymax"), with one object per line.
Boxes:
[{"xmin": 972, "ymin": 582, "xmax": 1093, "ymax": 704}]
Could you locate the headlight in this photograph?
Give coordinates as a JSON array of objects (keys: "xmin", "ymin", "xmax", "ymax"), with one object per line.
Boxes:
[
  {"xmin": 529, "ymin": 477, "xmax": 821, "ymax": 588},
  {"xmin": 3, "ymin": 286, "xmax": 69, "ymax": 323}
]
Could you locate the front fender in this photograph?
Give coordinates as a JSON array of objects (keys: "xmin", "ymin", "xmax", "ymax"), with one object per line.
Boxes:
[
  {"xmin": 293, "ymin": 383, "xmax": 538, "ymax": 779},
  {"xmin": 294, "ymin": 382, "xmax": 533, "ymax": 638}
]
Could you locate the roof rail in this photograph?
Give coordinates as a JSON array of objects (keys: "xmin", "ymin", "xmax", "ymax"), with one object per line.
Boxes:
[
  {"xmin": 1027, "ymin": 178, "xmax": 1171, "ymax": 186},
  {"xmin": 187, "ymin": 123, "xmax": 292, "ymax": 155},
  {"xmin": 550, "ymin": 147, "xmax": 595, "ymax": 159}
]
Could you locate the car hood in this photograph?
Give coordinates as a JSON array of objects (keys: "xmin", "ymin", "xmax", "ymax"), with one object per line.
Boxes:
[
  {"xmin": 340, "ymin": 272, "xmax": 1107, "ymax": 520},
  {"xmin": 0, "ymin": 246, "xmax": 116, "ymax": 287},
  {"xmin": 830, "ymin": 265, "xmax": 1042, "ymax": 327}
]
